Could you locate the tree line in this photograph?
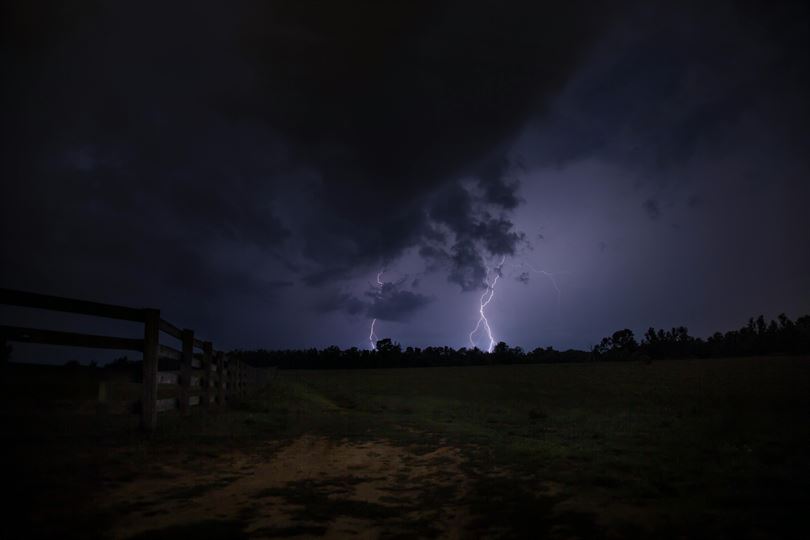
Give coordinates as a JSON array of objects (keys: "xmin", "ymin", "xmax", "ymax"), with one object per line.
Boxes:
[
  {"xmin": 229, "ymin": 313, "xmax": 810, "ymax": 370},
  {"xmin": 230, "ymin": 341, "xmax": 593, "ymax": 370},
  {"xmin": 593, "ymin": 313, "xmax": 810, "ymax": 361},
  {"xmin": 3, "ymin": 313, "xmax": 808, "ymax": 370}
]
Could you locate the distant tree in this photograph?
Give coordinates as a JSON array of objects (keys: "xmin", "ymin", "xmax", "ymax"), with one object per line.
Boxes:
[
  {"xmin": 375, "ymin": 338, "xmax": 402, "ymax": 359},
  {"xmin": 755, "ymin": 315, "xmax": 767, "ymax": 335},
  {"xmin": 611, "ymin": 329, "xmax": 638, "ymax": 353},
  {"xmin": 321, "ymin": 345, "xmax": 342, "ymax": 367},
  {"xmin": 594, "ymin": 329, "xmax": 638, "ymax": 360},
  {"xmin": 110, "ymin": 355, "xmax": 132, "ymax": 367},
  {"xmin": 592, "ymin": 337, "xmax": 611, "ymax": 358},
  {"xmin": 640, "ymin": 326, "xmax": 701, "ymax": 358},
  {"xmin": 796, "ymin": 315, "xmax": 810, "ymax": 353}
]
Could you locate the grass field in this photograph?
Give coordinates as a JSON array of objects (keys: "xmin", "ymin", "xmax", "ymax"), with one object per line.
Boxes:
[{"xmin": 3, "ymin": 356, "xmax": 810, "ymax": 539}]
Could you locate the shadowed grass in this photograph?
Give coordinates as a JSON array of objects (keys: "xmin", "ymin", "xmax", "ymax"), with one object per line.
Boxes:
[
  {"xmin": 3, "ymin": 356, "xmax": 810, "ymax": 538},
  {"xmin": 126, "ymin": 519, "xmax": 248, "ymax": 540}
]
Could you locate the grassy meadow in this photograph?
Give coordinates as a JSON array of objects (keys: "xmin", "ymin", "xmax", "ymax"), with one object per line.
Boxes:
[{"xmin": 3, "ymin": 356, "xmax": 810, "ymax": 538}]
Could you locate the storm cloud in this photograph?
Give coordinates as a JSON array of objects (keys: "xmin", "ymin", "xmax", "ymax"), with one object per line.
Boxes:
[
  {"xmin": 2, "ymin": 1, "xmax": 808, "ymax": 353},
  {"xmin": 320, "ymin": 277, "xmax": 434, "ymax": 323},
  {"xmin": 1, "ymin": 1, "xmax": 614, "ymax": 288}
]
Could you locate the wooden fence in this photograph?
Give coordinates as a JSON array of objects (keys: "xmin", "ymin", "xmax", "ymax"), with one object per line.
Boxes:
[{"xmin": 0, "ymin": 288, "xmax": 266, "ymax": 430}]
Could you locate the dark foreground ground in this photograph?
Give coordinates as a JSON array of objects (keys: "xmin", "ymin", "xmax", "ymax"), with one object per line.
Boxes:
[{"xmin": 2, "ymin": 356, "xmax": 810, "ymax": 539}]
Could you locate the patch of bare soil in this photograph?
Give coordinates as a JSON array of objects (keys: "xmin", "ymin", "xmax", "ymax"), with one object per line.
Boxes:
[{"xmin": 102, "ymin": 436, "xmax": 472, "ymax": 539}]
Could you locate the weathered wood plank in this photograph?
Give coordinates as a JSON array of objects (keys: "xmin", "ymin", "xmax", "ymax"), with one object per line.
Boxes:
[
  {"xmin": 156, "ymin": 398, "xmax": 177, "ymax": 413},
  {"xmin": 0, "ymin": 325, "xmax": 143, "ymax": 351},
  {"xmin": 158, "ymin": 319, "xmax": 182, "ymax": 339},
  {"xmin": 0, "ymin": 288, "xmax": 146, "ymax": 322},
  {"xmin": 157, "ymin": 371, "xmax": 179, "ymax": 385},
  {"xmin": 179, "ymin": 329, "xmax": 193, "ymax": 415},
  {"xmin": 158, "ymin": 344, "xmax": 181, "ymax": 361},
  {"xmin": 202, "ymin": 341, "xmax": 213, "ymax": 410}
]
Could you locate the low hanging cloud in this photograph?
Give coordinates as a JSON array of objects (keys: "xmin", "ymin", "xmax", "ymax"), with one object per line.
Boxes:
[
  {"xmin": 319, "ymin": 278, "xmax": 434, "ymax": 323},
  {"xmin": 422, "ymin": 161, "xmax": 527, "ymax": 291},
  {"xmin": 367, "ymin": 284, "xmax": 434, "ymax": 322}
]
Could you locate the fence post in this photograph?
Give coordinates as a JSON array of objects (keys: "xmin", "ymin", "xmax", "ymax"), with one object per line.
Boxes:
[
  {"xmin": 202, "ymin": 341, "xmax": 213, "ymax": 409},
  {"xmin": 141, "ymin": 308, "xmax": 160, "ymax": 431},
  {"xmin": 216, "ymin": 351, "xmax": 225, "ymax": 405},
  {"xmin": 179, "ymin": 329, "xmax": 193, "ymax": 415}
]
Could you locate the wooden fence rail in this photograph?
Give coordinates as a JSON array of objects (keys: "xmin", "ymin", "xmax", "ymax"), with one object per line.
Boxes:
[{"xmin": 0, "ymin": 288, "xmax": 266, "ymax": 430}]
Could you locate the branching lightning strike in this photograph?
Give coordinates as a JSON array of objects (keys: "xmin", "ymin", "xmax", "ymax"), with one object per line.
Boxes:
[
  {"xmin": 369, "ymin": 270, "xmax": 384, "ymax": 350},
  {"xmin": 468, "ymin": 256, "xmax": 506, "ymax": 353}
]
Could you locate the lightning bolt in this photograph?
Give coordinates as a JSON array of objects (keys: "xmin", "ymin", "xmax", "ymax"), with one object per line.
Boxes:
[
  {"xmin": 369, "ymin": 318, "xmax": 378, "ymax": 350},
  {"xmin": 468, "ymin": 256, "xmax": 506, "ymax": 353},
  {"xmin": 369, "ymin": 270, "xmax": 384, "ymax": 350}
]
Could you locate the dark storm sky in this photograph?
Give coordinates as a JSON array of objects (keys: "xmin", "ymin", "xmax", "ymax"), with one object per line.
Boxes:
[{"xmin": 2, "ymin": 1, "xmax": 809, "ymax": 355}]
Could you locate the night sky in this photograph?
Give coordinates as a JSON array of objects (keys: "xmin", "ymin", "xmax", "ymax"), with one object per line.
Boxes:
[{"xmin": 2, "ymin": 1, "xmax": 809, "ymax": 355}]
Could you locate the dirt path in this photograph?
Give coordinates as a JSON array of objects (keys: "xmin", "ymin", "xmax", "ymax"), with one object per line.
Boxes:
[{"xmin": 102, "ymin": 436, "xmax": 472, "ymax": 539}]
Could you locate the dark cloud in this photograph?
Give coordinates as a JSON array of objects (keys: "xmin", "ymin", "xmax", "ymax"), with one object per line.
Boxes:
[
  {"xmin": 643, "ymin": 199, "xmax": 661, "ymax": 221},
  {"xmin": 425, "ymin": 173, "xmax": 526, "ymax": 291},
  {"xmin": 367, "ymin": 288, "xmax": 434, "ymax": 323},
  {"xmin": 527, "ymin": 1, "xmax": 810, "ymax": 176},
  {"xmin": 1, "ymin": 1, "xmax": 620, "ymax": 311},
  {"xmin": 474, "ymin": 215, "xmax": 526, "ymax": 256},
  {"xmin": 447, "ymin": 239, "xmax": 488, "ymax": 292},
  {"xmin": 317, "ymin": 292, "xmax": 367, "ymax": 317},
  {"xmin": 475, "ymin": 157, "xmax": 523, "ymax": 210},
  {"xmin": 320, "ymin": 279, "xmax": 434, "ymax": 323},
  {"xmin": 5, "ymin": 1, "xmax": 807, "ymax": 353},
  {"xmin": 240, "ymin": 0, "xmax": 616, "ymax": 283}
]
